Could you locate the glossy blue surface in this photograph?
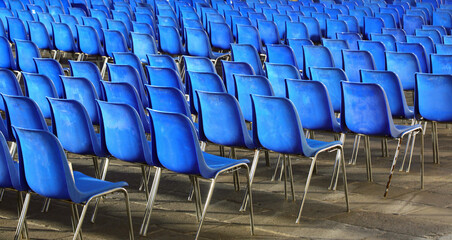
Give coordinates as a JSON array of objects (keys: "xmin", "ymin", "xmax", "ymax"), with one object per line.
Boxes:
[
  {"xmin": 310, "ymin": 67, "xmax": 348, "ymax": 112},
  {"xmin": 103, "ymin": 29, "xmax": 129, "ymax": 58},
  {"xmin": 415, "ymin": 73, "xmax": 452, "ymax": 122},
  {"xmin": 157, "ymin": 25, "xmax": 185, "ymax": 55},
  {"xmin": 15, "ymin": 39, "xmax": 41, "ymax": 73},
  {"xmin": 323, "ymin": 39, "xmax": 349, "ymax": 69},
  {"xmin": 76, "ymin": 25, "xmax": 106, "ymax": 56},
  {"xmin": 0, "ymin": 69, "xmax": 22, "ymax": 111},
  {"xmin": 266, "ymin": 44, "xmax": 298, "ymax": 69},
  {"xmin": 34, "ymin": 58, "xmax": 65, "ymax": 98},
  {"xmin": 130, "ymin": 32, "xmax": 158, "ymax": 64},
  {"xmin": 188, "ymin": 71, "xmax": 227, "ymax": 114},
  {"xmin": 61, "ymin": 76, "xmax": 100, "ymax": 124},
  {"xmin": 303, "ymin": 45, "xmax": 334, "ymax": 79},
  {"xmin": 22, "ymin": 72, "xmax": 58, "ymax": 119},
  {"xmin": 431, "ymin": 54, "xmax": 452, "ymax": 74},
  {"xmin": 231, "ymin": 43, "xmax": 265, "ymax": 76},
  {"xmin": 342, "ymin": 50, "xmax": 376, "ymax": 83},
  {"xmin": 396, "ymin": 42, "xmax": 429, "ymax": 73},
  {"xmin": 146, "ymin": 66, "xmax": 185, "ymax": 92},
  {"xmin": 265, "ymin": 62, "xmax": 300, "ymax": 97},
  {"xmin": 221, "ymin": 60, "xmax": 255, "ymax": 97},
  {"xmin": 113, "ymin": 52, "xmax": 148, "ymax": 85},
  {"xmin": 257, "ymin": 19, "xmax": 280, "ymax": 46},
  {"xmin": 385, "ymin": 51, "xmax": 420, "ymax": 91},
  {"xmin": 237, "ymin": 24, "xmax": 266, "ymax": 54}
]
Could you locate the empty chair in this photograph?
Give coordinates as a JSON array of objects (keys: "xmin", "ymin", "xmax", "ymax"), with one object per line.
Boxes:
[
  {"xmin": 248, "ymin": 12, "xmax": 266, "ymax": 26},
  {"xmin": 146, "ymin": 66, "xmax": 185, "ymax": 93},
  {"xmin": 112, "ymin": 10, "xmax": 132, "ymax": 33},
  {"xmin": 287, "ymin": 38, "xmax": 314, "ymax": 74},
  {"xmin": 22, "ymin": 72, "xmax": 59, "ymax": 118},
  {"xmin": 370, "ymin": 33, "xmax": 397, "ymax": 51},
  {"xmin": 423, "ymin": 25, "xmax": 447, "ymax": 36},
  {"xmin": 221, "ymin": 60, "xmax": 255, "ymax": 97},
  {"xmin": 82, "ymin": 16, "xmax": 105, "ymax": 44},
  {"xmin": 257, "ymin": 19, "xmax": 281, "ymax": 46},
  {"xmin": 185, "ymin": 28, "xmax": 229, "ymax": 65},
  {"xmin": 0, "ymin": 36, "xmax": 17, "ymax": 71},
  {"xmin": 326, "ymin": 19, "xmax": 348, "ymax": 39},
  {"xmin": 436, "ymin": 44, "xmax": 452, "ymax": 55},
  {"xmin": 69, "ymin": 60, "xmax": 104, "ymax": 100},
  {"xmin": 266, "ymin": 44, "xmax": 298, "ymax": 69},
  {"xmin": 403, "ymin": 15, "xmax": 424, "ymax": 35},
  {"xmin": 406, "ymin": 35, "xmax": 435, "ymax": 60},
  {"xmin": 231, "ymin": 15, "xmax": 252, "ymax": 40},
  {"xmin": 91, "ymin": 8, "xmax": 110, "ymax": 28},
  {"xmin": 358, "ymin": 40, "xmax": 386, "ymax": 71},
  {"xmin": 52, "ymin": 22, "xmax": 82, "ymax": 59},
  {"xmin": 113, "ymin": 52, "xmax": 148, "ymax": 86},
  {"xmin": 158, "ymin": 25, "xmax": 186, "ymax": 56},
  {"xmin": 310, "ymin": 67, "xmax": 348, "ymax": 112},
  {"xmin": 415, "ymin": 28, "xmax": 442, "ymax": 44},
  {"xmin": 15, "ymin": 39, "xmax": 41, "ymax": 73},
  {"xmin": 76, "ymin": 25, "xmax": 106, "ymax": 59},
  {"xmin": 28, "ymin": 21, "xmax": 54, "ymax": 52},
  {"xmin": 433, "ymin": 11, "xmax": 452, "ymax": 34},
  {"xmin": 6, "ymin": 17, "xmax": 28, "ymax": 42},
  {"xmin": 0, "ymin": 9, "xmax": 13, "ymax": 31},
  {"xmin": 431, "ymin": 54, "xmax": 452, "ymax": 74},
  {"xmin": 130, "ymin": 32, "xmax": 158, "ymax": 64},
  {"xmin": 132, "ymin": 22, "xmax": 156, "ymax": 38},
  {"xmin": 342, "ymin": 50, "xmax": 376, "ymax": 83},
  {"xmin": 0, "ymin": 69, "xmax": 23, "ymax": 111},
  {"xmin": 323, "ymin": 39, "xmax": 349, "ymax": 69},
  {"xmin": 364, "ymin": 16, "xmax": 384, "ymax": 40},
  {"xmin": 209, "ymin": 22, "xmax": 234, "ymax": 51},
  {"xmin": 146, "ymin": 85, "xmax": 191, "ymax": 119},
  {"xmin": 299, "ymin": 16, "xmax": 321, "ymax": 42},
  {"xmin": 273, "ymin": 14, "xmax": 292, "ymax": 40},
  {"xmin": 231, "ymin": 43, "xmax": 265, "ymax": 76},
  {"xmin": 234, "ymin": 74, "xmax": 274, "ymax": 121},
  {"xmin": 386, "ymin": 51, "xmax": 420, "ymax": 90},
  {"xmin": 107, "ymin": 63, "xmax": 148, "ymax": 108},
  {"xmin": 187, "ymin": 71, "xmax": 227, "ymax": 113},
  {"xmin": 285, "ymin": 21, "xmax": 309, "ymax": 41},
  {"xmin": 396, "ymin": 42, "xmax": 429, "ymax": 73},
  {"xmin": 237, "ymin": 24, "xmax": 266, "ymax": 55},
  {"xmin": 103, "ymin": 29, "xmax": 129, "ymax": 58},
  {"xmin": 61, "ymin": 76, "xmax": 100, "ymax": 124},
  {"xmin": 59, "ymin": 14, "xmax": 79, "ymax": 40},
  {"xmin": 147, "ymin": 54, "xmax": 179, "ymax": 72},
  {"xmin": 34, "ymin": 58, "xmax": 65, "ymax": 98},
  {"xmin": 336, "ymin": 32, "xmax": 361, "ymax": 50},
  {"xmin": 265, "ymin": 62, "xmax": 301, "ymax": 97},
  {"xmin": 303, "ymin": 45, "xmax": 334, "ymax": 79},
  {"xmin": 337, "ymin": 14, "xmax": 359, "ymax": 33},
  {"xmin": 375, "ymin": 12, "xmax": 397, "ymax": 29},
  {"xmin": 106, "ymin": 19, "xmax": 131, "ymax": 46},
  {"xmin": 382, "ymin": 28, "xmax": 407, "ymax": 42}
]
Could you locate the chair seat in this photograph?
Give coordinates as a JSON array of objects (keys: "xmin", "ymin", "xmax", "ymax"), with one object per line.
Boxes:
[
  {"xmin": 392, "ymin": 124, "xmax": 422, "ymax": 138},
  {"xmin": 405, "ymin": 106, "xmax": 415, "ymax": 119},
  {"xmin": 211, "ymin": 51, "xmax": 229, "ymax": 60},
  {"xmin": 305, "ymin": 139, "xmax": 342, "ymax": 157},
  {"xmin": 73, "ymin": 171, "xmax": 128, "ymax": 203},
  {"xmin": 202, "ymin": 152, "xmax": 250, "ymax": 179}
]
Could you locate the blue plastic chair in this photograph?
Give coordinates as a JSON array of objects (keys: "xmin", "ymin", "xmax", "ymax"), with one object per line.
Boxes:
[
  {"xmin": 431, "ymin": 54, "xmax": 452, "ymax": 74},
  {"xmin": 61, "ymin": 76, "xmax": 100, "ymax": 124},
  {"xmin": 302, "ymin": 45, "xmax": 334, "ymax": 79},
  {"xmin": 21, "ymin": 72, "xmax": 58, "ymax": 119},
  {"xmin": 432, "ymin": 11, "xmax": 451, "ymax": 34},
  {"xmin": 147, "ymin": 54, "xmax": 179, "ymax": 72},
  {"xmin": 337, "ymin": 14, "xmax": 359, "ymax": 33},
  {"xmin": 436, "ymin": 44, "xmax": 452, "ymax": 55},
  {"xmin": 266, "ymin": 44, "xmax": 298, "ymax": 69},
  {"xmin": 13, "ymin": 127, "xmax": 133, "ymax": 240},
  {"xmin": 342, "ymin": 50, "xmax": 376, "ymax": 83},
  {"xmin": 251, "ymin": 93, "xmax": 349, "ymax": 222},
  {"xmin": 310, "ymin": 67, "xmax": 348, "ymax": 112},
  {"xmin": 257, "ymin": 19, "xmax": 280, "ymax": 46},
  {"xmin": 0, "ymin": 37, "xmax": 16, "ymax": 71},
  {"xmin": 299, "ymin": 16, "xmax": 321, "ymax": 42},
  {"xmin": 231, "ymin": 43, "xmax": 265, "ymax": 76},
  {"xmin": 386, "ymin": 51, "xmax": 420, "ymax": 90},
  {"xmin": 0, "ymin": 69, "xmax": 22, "ymax": 111},
  {"xmin": 364, "ymin": 16, "xmax": 384, "ymax": 40},
  {"xmin": 36, "ymin": 12, "xmax": 55, "ymax": 38},
  {"xmin": 237, "ymin": 24, "xmax": 266, "ymax": 55},
  {"xmin": 209, "ymin": 22, "xmax": 234, "ymax": 51},
  {"xmin": 396, "ymin": 42, "xmax": 429, "ymax": 73},
  {"xmin": 68, "ymin": 7, "xmax": 87, "ymax": 23},
  {"xmin": 382, "ymin": 27, "xmax": 407, "ymax": 42},
  {"xmin": 423, "ymin": 25, "xmax": 447, "ymax": 36},
  {"xmin": 28, "ymin": 21, "xmax": 54, "ymax": 52},
  {"xmin": 157, "ymin": 25, "xmax": 186, "ymax": 56},
  {"xmin": 15, "ymin": 39, "xmax": 41, "ymax": 73},
  {"xmin": 112, "ymin": 10, "xmax": 132, "ymax": 33},
  {"xmin": 287, "ymin": 38, "xmax": 314, "ymax": 74},
  {"xmin": 185, "ymin": 28, "xmax": 229, "ymax": 66},
  {"xmin": 406, "ymin": 35, "xmax": 435, "ymax": 60},
  {"xmin": 132, "ymin": 22, "xmax": 156, "ymax": 38},
  {"xmin": 107, "ymin": 63, "xmax": 148, "ymax": 108},
  {"xmin": 113, "ymin": 52, "xmax": 148, "ymax": 85},
  {"xmin": 358, "ymin": 40, "xmax": 386, "ymax": 71},
  {"xmin": 336, "ymin": 32, "xmax": 361, "ymax": 50},
  {"xmin": 265, "ymin": 62, "xmax": 301, "ymax": 97},
  {"xmin": 146, "ymin": 108, "xmax": 254, "ymax": 239},
  {"xmin": 91, "ymin": 8, "xmax": 109, "ymax": 27},
  {"xmin": 51, "ymin": 22, "xmax": 82, "ymax": 60},
  {"xmin": 323, "ymin": 39, "xmax": 349, "ymax": 69},
  {"xmin": 0, "ymin": 9, "xmax": 13, "ymax": 31},
  {"xmin": 82, "ymin": 16, "xmax": 105, "ymax": 44},
  {"xmin": 326, "ymin": 19, "xmax": 348, "ymax": 39},
  {"xmin": 6, "ymin": 17, "xmax": 28, "ymax": 42},
  {"xmin": 146, "ymin": 85, "xmax": 191, "ymax": 119},
  {"xmin": 231, "ymin": 15, "xmax": 252, "ymax": 40},
  {"xmin": 34, "ymin": 58, "xmax": 65, "ymax": 98},
  {"xmin": 248, "ymin": 12, "xmax": 266, "ymax": 26},
  {"xmin": 59, "ymin": 14, "xmax": 79, "ymax": 40},
  {"xmin": 273, "ymin": 14, "xmax": 292, "ymax": 40},
  {"xmin": 69, "ymin": 60, "xmax": 104, "ymax": 100},
  {"xmin": 285, "ymin": 21, "xmax": 309, "ymax": 41},
  {"xmin": 415, "ymin": 73, "xmax": 452, "ymax": 164},
  {"xmin": 402, "ymin": 14, "xmax": 424, "ymax": 35},
  {"xmin": 17, "ymin": 10, "xmax": 34, "ymax": 36},
  {"xmin": 221, "ymin": 60, "xmax": 255, "ymax": 97},
  {"xmin": 234, "ymin": 74, "xmax": 274, "ymax": 122},
  {"xmin": 76, "ymin": 25, "xmax": 106, "ymax": 59},
  {"xmin": 340, "ymin": 81, "xmax": 424, "ymax": 197},
  {"xmin": 188, "ymin": 71, "xmax": 227, "ymax": 114},
  {"xmin": 415, "ymin": 28, "xmax": 442, "ymax": 44},
  {"xmin": 374, "ymin": 12, "xmax": 396, "ymax": 29},
  {"xmin": 146, "ymin": 66, "xmax": 185, "ymax": 93},
  {"xmin": 103, "ymin": 29, "xmax": 129, "ymax": 58},
  {"xmin": 370, "ymin": 33, "xmax": 396, "ymax": 52}
]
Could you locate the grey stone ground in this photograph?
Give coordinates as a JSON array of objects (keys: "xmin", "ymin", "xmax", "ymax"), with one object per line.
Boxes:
[{"xmin": 1, "ymin": 122, "xmax": 452, "ymax": 239}]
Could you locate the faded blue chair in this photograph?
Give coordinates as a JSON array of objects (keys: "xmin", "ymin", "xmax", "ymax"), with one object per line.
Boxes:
[
  {"xmin": 0, "ymin": 36, "xmax": 17, "ymax": 71},
  {"xmin": 28, "ymin": 21, "xmax": 54, "ymax": 53},
  {"xmin": 423, "ymin": 25, "xmax": 447, "ymax": 36},
  {"xmin": 106, "ymin": 19, "xmax": 131, "ymax": 47},
  {"xmin": 231, "ymin": 43, "xmax": 265, "ymax": 76},
  {"xmin": 257, "ymin": 19, "xmax": 281, "ymax": 46},
  {"xmin": 310, "ymin": 67, "xmax": 348, "ymax": 112},
  {"xmin": 34, "ymin": 58, "xmax": 65, "ymax": 98},
  {"xmin": 221, "ymin": 60, "xmax": 255, "ymax": 97},
  {"xmin": 386, "ymin": 51, "xmax": 420, "ymax": 91},
  {"xmin": 336, "ymin": 32, "xmax": 361, "ymax": 50},
  {"xmin": 431, "ymin": 54, "xmax": 452, "ymax": 74},
  {"xmin": 342, "ymin": 50, "xmax": 376, "ymax": 83},
  {"xmin": 287, "ymin": 38, "xmax": 314, "ymax": 74},
  {"xmin": 273, "ymin": 14, "xmax": 292, "ymax": 40},
  {"xmin": 147, "ymin": 54, "xmax": 179, "ymax": 72},
  {"xmin": 21, "ymin": 72, "xmax": 58, "ymax": 120},
  {"xmin": 406, "ymin": 35, "xmax": 435, "ymax": 60},
  {"xmin": 265, "ymin": 62, "xmax": 301, "ymax": 97},
  {"xmin": 323, "ymin": 39, "xmax": 349, "ymax": 69},
  {"xmin": 358, "ymin": 40, "xmax": 386, "ymax": 71},
  {"xmin": 370, "ymin": 33, "xmax": 397, "ymax": 51},
  {"xmin": 234, "ymin": 74, "xmax": 274, "ymax": 122},
  {"xmin": 311, "ymin": 12, "xmax": 330, "ymax": 38},
  {"xmin": 415, "ymin": 28, "xmax": 442, "ymax": 44},
  {"xmin": 231, "ymin": 15, "xmax": 252, "ymax": 40},
  {"xmin": 59, "ymin": 14, "xmax": 79, "ymax": 41},
  {"xmin": 52, "ymin": 22, "xmax": 82, "ymax": 61},
  {"xmin": 15, "ymin": 39, "xmax": 41, "ymax": 73},
  {"xmin": 302, "ymin": 45, "xmax": 334, "ymax": 79},
  {"xmin": 382, "ymin": 27, "xmax": 407, "ymax": 42},
  {"xmin": 103, "ymin": 29, "xmax": 129, "ymax": 58},
  {"xmin": 146, "ymin": 66, "xmax": 185, "ymax": 93},
  {"xmin": 82, "ymin": 16, "xmax": 105, "ymax": 44},
  {"xmin": 326, "ymin": 19, "xmax": 348, "ymax": 39},
  {"xmin": 76, "ymin": 25, "xmax": 107, "ymax": 64},
  {"xmin": 340, "ymin": 81, "xmax": 424, "ymax": 197},
  {"xmin": 251, "ymin": 94, "xmax": 349, "ymax": 223},
  {"xmin": 396, "ymin": 42, "xmax": 429, "ymax": 73},
  {"xmin": 337, "ymin": 14, "xmax": 359, "ymax": 33},
  {"xmin": 146, "ymin": 108, "xmax": 254, "ymax": 239},
  {"xmin": 299, "ymin": 16, "xmax": 321, "ymax": 42},
  {"xmin": 13, "ymin": 127, "xmax": 133, "ymax": 240},
  {"xmin": 266, "ymin": 44, "xmax": 298, "ymax": 69},
  {"xmin": 146, "ymin": 85, "xmax": 192, "ymax": 119},
  {"xmin": 61, "ymin": 76, "xmax": 100, "ymax": 124},
  {"xmin": 188, "ymin": 71, "xmax": 227, "ymax": 114},
  {"xmin": 0, "ymin": 69, "xmax": 23, "ymax": 111},
  {"xmin": 415, "ymin": 73, "xmax": 452, "ymax": 165},
  {"xmin": 375, "ymin": 12, "xmax": 396, "ymax": 28},
  {"xmin": 436, "ymin": 44, "xmax": 452, "ymax": 55},
  {"xmin": 237, "ymin": 24, "xmax": 266, "ymax": 55},
  {"xmin": 113, "ymin": 52, "xmax": 148, "ymax": 85},
  {"xmin": 6, "ymin": 17, "xmax": 28, "ymax": 42},
  {"xmin": 285, "ymin": 21, "xmax": 309, "ymax": 42},
  {"xmin": 364, "ymin": 16, "xmax": 384, "ymax": 40},
  {"xmin": 107, "ymin": 63, "xmax": 149, "ymax": 108},
  {"xmin": 403, "ymin": 14, "xmax": 424, "ymax": 35},
  {"xmin": 185, "ymin": 28, "xmax": 230, "ymax": 66},
  {"xmin": 183, "ymin": 55, "xmax": 217, "ymax": 92},
  {"xmin": 69, "ymin": 60, "xmax": 105, "ymax": 100},
  {"xmin": 209, "ymin": 22, "xmax": 234, "ymax": 51},
  {"xmin": 132, "ymin": 22, "xmax": 156, "ymax": 38}
]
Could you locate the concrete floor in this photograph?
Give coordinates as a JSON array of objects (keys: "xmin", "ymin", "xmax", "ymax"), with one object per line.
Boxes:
[{"xmin": 0, "ymin": 122, "xmax": 451, "ymax": 239}]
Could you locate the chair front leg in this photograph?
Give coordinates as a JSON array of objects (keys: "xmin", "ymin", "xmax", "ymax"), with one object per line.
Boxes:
[
  {"xmin": 384, "ymin": 138, "xmax": 402, "ymax": 197},
  {"xmin": 296, "ymin": 156, "xmax": 317, "ymax": 224},
  {"xmin": 240, "ymin": 149, "xmax": 260, "ymax": 212},
  {"xmin": 195, "ymin": 179, "xmax": 216, "ymax": 240},
  {"xmin": 140, "ymin": 167, "xmax": 162, "ymax": 236},
  {"xmin": 14, "ymin": 192, "xmax": 31, "ymax": 240}
]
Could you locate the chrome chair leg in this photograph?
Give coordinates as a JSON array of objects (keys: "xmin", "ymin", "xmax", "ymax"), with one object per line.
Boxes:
[
  {"xmin": 92, "ymin": 157, "xmax": 100, "ymax": 179},
  {"xmin": 71, "ymin": 204, "xmax": 83, "ymax": 240},
  {"xmin": 244, "ymin": 165, "xmax": 255, "ymax": 235},
  {"xmin": 295, "ymin": 156, "xmax": 317, "ymax": 224},
  {"xmin": 405, "ymin": 132, "xmax": 418, "ymax": 173},
  {"xmin": 271, "ymin": 153, "xmax": 281, "ymax": 181},
  {"xmin": 265, "ymin": 150, "xmax": 270, "ymax": 167},
  {"xmin": 100, "ymin": 56, "xmax": 109, "ymax": 79},
  {"xmin": 191, "ymin": 177, "xmax": 201, "ymax": 222},
  {"xmin": 231, "ymin": 148, "xmax": 240, "ymax": 192},
  {"xmin": 140, "ymin": 167, "xmax": 162, "ymax": 236},
  {"xmin": 420, "ymin": 129, "xmax": 425, "ymax": 189},
  {"xmin": 41, "ymin": 198, "xmax": 51, "ymax": 212},
  {"xmin": 384, "ymin": 138, "xmax": 402, "ymax": 197},
  {"xmin": 195, "ymin": 179, "xmax": 216, "ymax": 240},
  {"xmin": 122, "ymin": 189, "xmax": 135, "ymax": 240},
  {"xmin": 240, "ymin": 149, "xmax": 259, "ymax": 212},
  {"xmin": 0, "ymin": 188, "xmax": 4, "ymax": 202},
  {"xmin": 15, "ymin": 192, "xmax": 31, "ymax": 240},
  {"xmin": 330, "ymin": 134, "xmax": 345, "ymax": 191},
  {"xmin": 432, "ymin": 121, "xmax": 437, "ymax": 164},
  {"xmin": 340, "ymin": 146, "xmax": 350, "ymax": 212},
  {"xmin": 283, "ymin": 155, "xmax": 287, "ymax": 200},
  {"xmin": 288, "ymin": 156, "xmax": 295, "ymax": 202},
  {"xmin": 17, "ymin": 192, "xmax": 29, "ymax": 240},
  {"xmin": 100, "ymin": 158, "xmax": 109, "ymax": 181}
]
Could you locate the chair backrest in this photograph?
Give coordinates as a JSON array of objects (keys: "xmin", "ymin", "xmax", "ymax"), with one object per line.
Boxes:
[
  {"xmin": 188, "ymin": 71, "xmax": 227, "ymax": 113},
  {"xmin": 322, "ymin": 39, "xmax": 349, "ymax": 69},
  {"xmin": 287, "ymin": 38, "xmax": 314, "ymax": 72},
  {"xmin": 59, "ymin": 14, "xmax": 79, "ymax": 40},
  {"xmin": 337, "ymin": 14, "xmax": 359, "ymax": 33},
  {"xmin": 257, "ymin": 19, "xmax": 280, "ymax": 46},
  {"xmin": 2, "ymin": 94, "xmax": 48, "ymax": 140},
  {"xmin": 47, "ymin": 97, "xmax": 104, "ymax": 156},
  {"xmin": 107, "ymin": 63, "xmax": 148, "ymax": 108},
  {"xmin": 237, "ymin": 24, "xmax": 265, "ymax": 54},
  {"xmin": 266, "ymin": 44, "xmax": 298, "ymax": 69},
  {"xmin": 285, "ymin": 21, "xmax": 309, "ymax": 41},
  {"xmin": 96, "ymin": 100, "xmax": 155, "ymax": 165},
  {"xmin": 415, "ymin": 73, "xmax": 452, "ymax": 122},
  {"xmin": 364, "ymin": 16, "xmax": 385, "ymax": 40},
  {"xmin": 113, "ymin": 51, "xmax": 148, "ymax": 85},
  {"xmin": 101, "ymin": 81, "xmax": 151, "ymax": 133},
  {"xmin": 326, "ymin": 19, "xmax": 348, "ymax": 39},
  {"xmin": 299, "ymin": 16, "xmax": 321, "ymax": 42},
  {"xmin": 61, "ymin": 76, "xmax": 100, "ymax": 124},
  {"xmin": 209, "ymin": 22, "xmax": 234, "ymax": 50},
  {"xmin": 15, "ymin": 39, "xmax": 41, "ymax": 73},
  {"xmin": 406, "ymin": 35, "xmax": 435, "ymax": 59},
  {"xmin": 302, "ymin": 45, "xmax": 334, "ymax": 79},
  {"xmin": 370, "ymin": 33, "xmax": 396, "ymax": 51},
  {"xmin": 82, "ymin": 16, "xmax": 105, "ymax": 43},
  {"xmin": 147, "ymin": 54, "xmax": 179, "ymax": 72},
  {"xmin": 0, "ymin": 36, "xmax": 16, "ymax": 70},
  {"xmin": 273, "ymin": 14, "xmax": 292, "ymax": 39},
  {"xmin": 231, "ymin": 43, "xmax": 265, "ymax": 76},
  {"xmin": 103, "ymin": 29, "xmax": 129, "ymax": 57},
  {"xmin": 234, "ymin": 74, "xmax": 274, "ymax": 122},
  {"xmin": 431, "ymin": 54, "xmax": 452, "ymax": 74},
  {"xmin": 396, "ymin": 42, "xmax": 429, "ymax": 73},
  {"xmin": 310, "ymin": 67, "xmax": 347, "ymax": 112},
  {"xmin": 0, "ymin": 69, "xmax": 22, "ymax": 111},
  {"xmin": 382, "ymin": 27, "xmax": 407, "ymax": 42},
  {"xmin": 0, "ymin": 131, "xmax": 15, "ymax": 188},
  {"xmin": 146, "ymin": 66, "xmax": 185, "ymax": 93},
  {"xmin": 342, "ymin": 49, "xmax": 376, "ymax": 83},
  {"xmin": 385, "ymin": 51, "xmax": 420, "ymax": 90},
  {"xmin": 157, "ymin": 25, "xmax": 185, "ymax": 55},
  {"xmin": 197, "ymin": 91, "xmax": 254, "ymax": 148},
  {"xmin": 76, "ymin": 25, "xmax": 105, "ymax": 56},
  {"xmin": 22, "ymin": 72, "xmax": 59, "ymax": 119},
  {"xmin": 286, "ymin": 79, "xmax": 337, "ymax": 131},
  {"xmin": 340, "ymin": 81, "xmax": 394, "ymax": 136},
  {"xmin": 52, "ymin": 22, "xmax": 79, "ymax": 53},
  {"xmin": 221, "ymin": 60, "xmax": 255, "ymax": 97},
  {"xmin": 185, "ymin": 28, "xmax": 216, "ymax": 58},
  {"xmin": 7, "ymin": 17, "xmax": 28, "ymax": 42},
  {"xmin": 360, "ymin": 69, "xmax": 412, "ymax": 118},
  {"xmin": 146, "ymin": 85, "xmax": 191, "ymax": 118},
  {"xmin": 34, "ymin": 58, "xmax": 65, "ymax": 98},
  {"xmin": 28, "ymin": 21, "xmax": 53, "ymax": 50},
  {"xmin": 415, "ymin": 28, "xmax": 441, "ymax": 44},
  {"xmin": 336, "ymin": 32, "xmax": 361, "ymax": 50},
  {"xmin": 375, "ymin": 12, "xmax": 396, "ymax": 28},
  {"xmin": 68, "ymin": 60, "xmax": 104, "ymax": 100},
  {"xmin": 265, "ymin": 62, "xmax": 301, "ymax": 97},
  {"xmin": 436, "ymin": 44, "xmax": 452, "ymax": 55},
  {"xmin": 403, "ymin": 14, "xmax": 424, "ymax": 35},
  {"xmin": 358, "ymin": 40, "xmax": 386, "ymax": 71},
  {"xmin": 132, "ymin": 22, "xmax": 156, "ymax": 38}
]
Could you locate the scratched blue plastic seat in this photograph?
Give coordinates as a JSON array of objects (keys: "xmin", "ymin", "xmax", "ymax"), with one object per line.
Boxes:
[
  {"xmin": 285, "ymin": 21, "xmax": 309, "ymax": 42},
  {"xmin": 322, "ymin": 39, "xmax": 349, "ymax": 69},
  {"xmin": 237, "ymin": 24, "xmax": 266, "ymax": 55},
  {"xmin": 326, "ymin": 19, "xmax": 348, "ymax": 39},
  {"xmin": 146, "ymin": 66, "xmax": 185, "ymax": 93},
  {"xmin": 13, "ymin": 127, "xmax": 133, "ymax": 240},
  {"xmin": 103, "ymin": 29, "xmax": 130, "ymax": 58},
  {"xmin": 145, "ymin": 108, "xmax": 254, "ymax": 239},
  {"xmin": 302, "ymin": 45, "xmax": 334, "ymax": 79},
  {"xmin": 385, "ymin": 51, "xmax": 420, "ymax": 91},
  {"xmin": 52, "ymin": 22, "xmax": 82, "ymax": 60},
  {"xmin": 370, "ymin": 33, "xmax": 397, "ymax": 51},
  {"xmin": 146, "ymin": 54, "xmax": 179, "ymax": 72},
  {"xmin": 188, "ymin": 71, "xmax": 227, "ymax": 114},
  {"xmin": 251, "ymin": 94, "xmax": 349, "ymax": 223},
  {"xmin": 113, "ymin": 52, "xmax": 148, "ymax": 85},
  {"xmin": 6, "ymin": 17, "xmax": 28, "ymax": 42},
  {"xmin": 209, "ymin": 22, "xmax": 234, "ymax": 51},
  {"xmin": 357, "ymin": 40, "xmax": 386, "ymax": 71},
  {"xmin": 28, "ymin": 21, "xmax": 54, "ymax": 52},
  {"xmin": 231, "ymin": 43, "xmax": 265, "ymax": 76},
  {"xmin": 61, "ymin": 76, "xmax": 100, "ymax": 124},
  {"xmin": 21, "ymin": 72, "xmax": 58, "ymax": 119},
  {"xmin": 342, "ymin": 50, "xmax": 376, "ymax": 83},
  {"xmin": 185, "ymin": 28, "xmax": 229, "ymax": 66},
  {"xmin": 158, "ymin": 25, "xmax": 186, "ymax": 56},
  {"xmin": 221, "ymin": 60, "xmax": 255, "ymax": 97},
  {"xmin": 266, "ymin": 44, "xmax": 298, "ymax": 70},
  {"xmin": 15, "ymin": 39, "xmax": 41, "ymax": 73},
  {"xmin": 234, "ymin": 74, "xmax": 274, "ymax": 122},
  {"xmin": 69, "ymin": 60, "xmax": 105, "ymax": 100},
  {"xmin": 287, "ymin": 38, "xmax": 314, "ymax": 73},
  {"xmin": 336, "ymin": 32, "xmax": 361, "ymax": 50},
  {"xmin": 396, "ymin": 42, "xmax": 429, "ymax": 73},
  {"xmin": 309, "ymin": 67, "xmax": 348, "ymax": 112},
  {"xmin": 382, "ymin": 27, "xmax": 407, "ymax": 42},
  {"xmin": 436, "ymin": 44, "xmax": 452, "ymax": 55},
  {"xmin": 107, "ymin": 63, "xmax": 148, "ymax": 108},
  {"xmin": 265, "ymin": 62, "xmax": 301, "ymax": 97},
  {"xmin": 364, "ymin": 16, "xmax": 384, "ymax": 40},
  {"xmin": 34, "ymin": 58, "xmax": 65, "ymax": 98},
  {"xmin": 76, "ymin": 25, "xmax": 106, "ymax": 58},
  {"xmin": 257, "ymin": 19, "xmax": 281, "ymax": 46},
  {"xmin": 146, "ymin": 85, "xmax": 191, "ymax": 119},
  {"xmin": 0, "ymin": 36, "xmax": 17, "ymax": 71},
  {"xmin": 340, "ymin": 81, "xmax": 424, "ymax": 197}
]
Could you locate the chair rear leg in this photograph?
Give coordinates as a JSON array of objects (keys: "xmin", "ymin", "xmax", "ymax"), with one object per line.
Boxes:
[
  {"xmin": 240, "ymin": 149, "xmax": 260, "ymax": 212},
  {"xmin": 384, "ymin": 138, "xmax": 402, "ymax": 197},
  {"xmin": 295, "ymin": 156, "xmax": 317, "ymax": 224},
  {"xmin": 195, "ymin": 179, "xmax": 216, "ymax": 240},
  {"xmin": 14, "ymin": 192, "xmax": 31, "ymax": 240},
  {"xmin": 140, "ymin": 167, "xmax": 162, "ymax": 236}
]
